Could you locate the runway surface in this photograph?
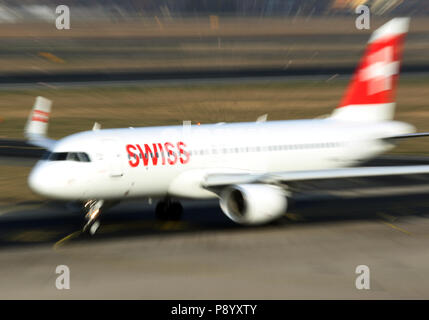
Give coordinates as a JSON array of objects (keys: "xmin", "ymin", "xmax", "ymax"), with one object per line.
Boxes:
[{"xmin": 2, "ymin": 154, "xmax": 429, "ymax": 298}]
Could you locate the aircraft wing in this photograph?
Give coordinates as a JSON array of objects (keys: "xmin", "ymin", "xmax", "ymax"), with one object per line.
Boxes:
[
  {"xmin": 387, "ymin": 132, "xmax": 429, "ymax": 140},
  {"xmin": 24, "ymin": 96, "xmax": 56, "ymax": 150},
  {"xmin": 203, "ymin": 165, "xmax": 429, "ymax": 188}
]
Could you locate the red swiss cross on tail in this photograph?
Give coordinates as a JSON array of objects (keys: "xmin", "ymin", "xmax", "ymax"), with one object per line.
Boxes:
[{"xmin": 331, "ymin": 18, "xmax": 409, "ymax": 122}]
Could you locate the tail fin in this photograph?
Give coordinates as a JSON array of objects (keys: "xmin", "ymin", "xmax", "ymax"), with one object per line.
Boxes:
[
  {"xmin": 331, "ymin": 18, "xmax": 409, "ymax": 122},
  {"xmin": 25, "ymin": 96, "xmax": 56, "ymax": 149}
]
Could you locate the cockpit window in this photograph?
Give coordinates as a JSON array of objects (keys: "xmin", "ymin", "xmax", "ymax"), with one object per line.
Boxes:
[
  {"xmin": 67, "ymin": 152, "xmax": 79, "ymax": 162},
  {"xmin": 41, "ymin": 151, "xmax": 52, "ymax": 160},
  {"xmin": 50, "ymin": 152, "xmax": 68, "ymax": 161},
  {"xmin": 76, "ymin": 153, "xmax": 90, "ymax": 162},
  {"xmin": 42, "ymin": 151, "xmax": 91, "ymax": 162}
]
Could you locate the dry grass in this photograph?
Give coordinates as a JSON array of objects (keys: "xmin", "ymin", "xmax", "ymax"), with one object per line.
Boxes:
[
  {"xmin": 0, "ymin": 81, "xmax": 343, "ymax": 139},
  {"xmin": 0, "ymin": 166, "xmax": 40, "ymax": 204}
]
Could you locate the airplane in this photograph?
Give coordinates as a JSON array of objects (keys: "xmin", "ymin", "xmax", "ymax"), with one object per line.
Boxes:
[{"xmin": 25, "ymin": 18, "xmax": 429, "ymax": 235}]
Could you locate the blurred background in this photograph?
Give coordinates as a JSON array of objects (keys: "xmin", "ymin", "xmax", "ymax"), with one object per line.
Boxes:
[
  {"xmin": 0, "ymin": 0, "xmax": 426, "ymax": 74},
  {"xmin": 2, "ymin": 1, "xmax": 429, "ymax": 299}
]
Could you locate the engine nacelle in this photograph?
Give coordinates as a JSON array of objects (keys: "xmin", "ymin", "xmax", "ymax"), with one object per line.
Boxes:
[{"xmin": 219, "ymin": 184, "xmax": 287, "ymax": 225}]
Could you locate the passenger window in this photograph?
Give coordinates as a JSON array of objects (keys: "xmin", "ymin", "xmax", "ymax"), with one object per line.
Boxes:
[{"xmin": 50, "ymin": 152, "xmax": 68, "ymax": 161}]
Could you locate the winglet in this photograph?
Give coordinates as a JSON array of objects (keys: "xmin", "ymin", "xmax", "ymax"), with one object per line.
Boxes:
[{"xmin": 25, "ymin": 96, "xmax": 56, "ymax": 149}]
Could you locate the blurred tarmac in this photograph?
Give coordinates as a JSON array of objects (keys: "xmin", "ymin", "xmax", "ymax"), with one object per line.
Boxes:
[{"xmin": 2, "ymin": 157, "xmax": 429, "ymax": 298}]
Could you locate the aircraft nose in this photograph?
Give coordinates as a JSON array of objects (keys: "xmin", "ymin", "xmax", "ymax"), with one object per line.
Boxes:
[
  {"xmin": 28, "ymin": 163, "xmax": 55, "ymax": 197},
  {"xmin": 28, "ymin": 162, "xmax": 72, "ymax": 198},
  {"xmin": 28, "ymin": 161, "xmax": 88, "ymax": 199}
]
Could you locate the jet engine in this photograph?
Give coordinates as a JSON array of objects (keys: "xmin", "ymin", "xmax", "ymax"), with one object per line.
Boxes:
[{"xmin": 219, "ymin": 184, "xmax": 287, "ymax": 225}]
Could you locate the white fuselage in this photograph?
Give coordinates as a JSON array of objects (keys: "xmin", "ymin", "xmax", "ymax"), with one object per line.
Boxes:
[{"xmin": 28, "ymin": 118, "xmax": 414, "ymax": 201}]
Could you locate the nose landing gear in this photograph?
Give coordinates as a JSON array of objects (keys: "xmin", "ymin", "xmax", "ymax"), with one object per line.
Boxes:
[{"xmin": 82, "ymin": 200, "xmax": 104, "ymax": 235}]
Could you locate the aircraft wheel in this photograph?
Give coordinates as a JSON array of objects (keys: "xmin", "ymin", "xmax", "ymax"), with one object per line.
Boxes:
[
  {"xmin": 82, "ymin": 217, "xmax": 101, "ymax": 236},
  {"xmin": 89, "ymin": 220, "xmax": 101, "ymax": 235},
  {"xmin": 169, "ymin": 201, "xmax": 183, "ymax": 221},
  {"xmin": 155, "ymin": 200, "xmax": 182, "ymax": 221},
  {"xmin": 82, "ymin": 199, "xmax": 104, "ymax": 235}
]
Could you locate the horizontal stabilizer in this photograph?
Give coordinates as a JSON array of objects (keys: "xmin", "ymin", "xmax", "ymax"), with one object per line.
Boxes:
[{"xmin": 386, "ymin": 132, "xmax": 429, "ymax": 140}]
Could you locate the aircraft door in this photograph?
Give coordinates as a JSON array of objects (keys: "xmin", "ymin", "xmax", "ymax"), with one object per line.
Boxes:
[{"xmin": 101, "ymin": 138, "xmax": 124, "ymax": 177}]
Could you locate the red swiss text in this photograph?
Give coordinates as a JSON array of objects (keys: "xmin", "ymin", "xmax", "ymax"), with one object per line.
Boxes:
[{"xmin": 126, "ymin": 141, "xmax": 190, "ymax": 167}]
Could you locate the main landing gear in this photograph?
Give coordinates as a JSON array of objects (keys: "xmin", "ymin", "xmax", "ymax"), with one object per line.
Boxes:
[
  {"xmin": 80, "ymin": 198, "xmax": 181, "ymax": 234},
  {"xmin": 155, "ymin": 199, "xmax": 183, "ymax": 221},
  {"xmin": 82, "ymin": 200, "xmax": 104, "ymax": 235}
]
